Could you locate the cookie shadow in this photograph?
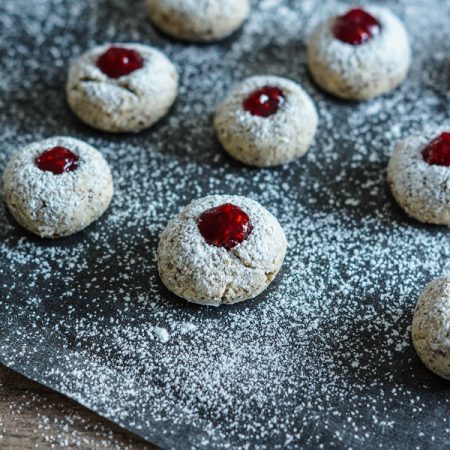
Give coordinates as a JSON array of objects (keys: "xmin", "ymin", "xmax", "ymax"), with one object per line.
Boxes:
[
  {"xmin": 322, "ymin": 300, "xmax": 450, "ymax": 392},
  {"xmin": 154, "ymin": 253, "xmax": 289, "ymax": 316},
  {"xmin": 421, "ymin": 54, "xmax": 450, "ymax": 97},
  {"xmin": 235, "ymin": 38, "xmax": 311, "ymax": 87},
  {"xmin": 305, "ymin": 158, "xmax": 438, "ymax": 228},
  {"xmin": 0, "ymin": 197, "xmax": 117, "ymax": 249}
]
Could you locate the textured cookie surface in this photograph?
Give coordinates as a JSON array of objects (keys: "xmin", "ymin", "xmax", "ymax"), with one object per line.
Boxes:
[
  {"xmin": 146, "ymin": 0, "xmax": 250, "ymax": 42},
  {"xmin": 387, "ymin": 129, "xmax": 450, "ymax": 225},
  {"xmin": 157, "ymin": 195, "xmax": 287, "ymax": 305},
  {"xmin": 412, "ymin": 274, "xmax": 450, "ymax": 380},
  {"xmin": 307, "ymin": 7, "xmax": 411, "ymax": 100},
  {"xmin": 214, "ymin": 75, "xmax": 318, "ymax": 167},
  {"xmin": 66, "ymin": 43, "xmax": 178, "ymax": 133},
  {"xmin": 3, "ymin": 136, "xmax": 113, "ymax": 238}
]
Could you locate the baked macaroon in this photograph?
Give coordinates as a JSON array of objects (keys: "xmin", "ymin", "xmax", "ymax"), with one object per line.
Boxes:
[
  {"xmin": 66, "ymin": 43, "xmax": 178, "ymax": 133},
  {"xmin": 146, "ymin": 0, "xmax": 250, "ymax": 42},
  {"xmin": 157, "ymin": 195, "xmax": 287, "ymax": 305},
  {"xmin": 412, "ymin": 274, "xmax": 450, "ymax": 380},
  {"xmin": 307, "ymin": 6, "xmax": 411, "ymax": 100},
  {"xmin": 387, "ymin": 130, "xmax": 450, "ymax": 225},
  {"xmin": 214, "ymin": 75, "xmax": 318, "ymax": 167},
  {"xmin": 3, "ymin": 136, "xmax": 113, "ymax": 238}
]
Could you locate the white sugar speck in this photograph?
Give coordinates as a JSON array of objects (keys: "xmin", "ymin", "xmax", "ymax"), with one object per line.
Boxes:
[{"xmin": 154, "ymin": 327, "xmax": 170, "ymax": 343}]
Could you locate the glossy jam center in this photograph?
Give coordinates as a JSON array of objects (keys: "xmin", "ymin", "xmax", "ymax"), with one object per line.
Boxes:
[
  {"xmin": 422, "ymin": 132, "xmax": 450, "ymax": 167},
  {"xmin": 197, "ymin": 203, "xmax": 253, "ymax": 250},
  {"xmin": 36, "ymin": 147, "xmax": 79, "ymax": 175},
  {"xmin": 243, "ymin": 86, "xmax": 285, "ymax": 118},
  {"xmin": 333, "ymin": 8, "xmax": 381, "ymax": 45},
  {"xmin": 97, "ymin": 46, "xmax": 144, "ymax": 79}
]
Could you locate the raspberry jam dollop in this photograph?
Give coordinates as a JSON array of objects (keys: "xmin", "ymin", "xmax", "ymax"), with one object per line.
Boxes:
[
  {"xmin": 333, "ymin": 8, "xmax": 381, "ymax": 45},
  {"xmin": 422, "ymin": 132, "xmax": 450, "ymax": 167},
  {"xmin": 243, "ymin": 86, "xmax": 285, "ymax": 118},
  {"xmin": 197, "ymin": 203, "xmax": 253, "ymax": 250},
  {"xmin": 97, "ymin": 46, "xmax": 144, "ymax": 79},
  {"xmin": 36, "ymin": 147, "xmax": 79, "ymax": 175}
]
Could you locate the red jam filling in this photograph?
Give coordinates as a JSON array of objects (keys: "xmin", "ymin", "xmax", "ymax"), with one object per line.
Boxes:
[
  {"xmin": 333, "ymin": 8, "xmax": 381, "ymax": 45},
  {"xmin": 36, "ymin": 147, "xmax": 79, "ymax": 175},
  {"xmin": 197, "ymin": 203, "xmax": 253, "ymax": 250},
  {"xmin": 243, "ymin": 86, "xmax": 285, "ymax": 118},
  {"xmin": 97, "ymin": 46, "xmax": 144, "ymax": 79},
  {"xmin": 422, "ymin": 132, "xmax": 450, "ymax": 167}
]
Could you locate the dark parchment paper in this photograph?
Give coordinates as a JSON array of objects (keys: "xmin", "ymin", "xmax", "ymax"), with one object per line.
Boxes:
[{"xmin": 1, "ymin": 0, "xmax": 449, "ymax": 448}]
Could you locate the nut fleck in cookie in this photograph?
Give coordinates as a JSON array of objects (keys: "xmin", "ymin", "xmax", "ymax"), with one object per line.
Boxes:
[
  {"xmin": 307, "ymin": 7, "xmax": 411, "ymax": 100},
  {"xmin": 3, "ymin": 137, "xmax": 113, "ymax": 238},
  {"xmin": 387, "ymin": 130, "xmax": 450, "ymax": 225},
  {"xmin": 146, "ymin": 0, "xmax": 250, "ymax": 42},
  {"xmin": 214, "ymin": 76, "xmax": 318, "ymax": 167},
  {"xmin": 67, "ymin": 43, "xmax": 178, "ymax": 133},
  {"xmin": 412, "ymin": 274, "xmax": 450, "ymax": 380},
  {"xmin": 157, "ymin": 195, "xmax": 287, "ymax": 306}
]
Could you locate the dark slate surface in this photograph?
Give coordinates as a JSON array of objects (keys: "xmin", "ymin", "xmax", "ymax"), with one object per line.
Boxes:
[{"xmin": 1, "ymin": 0, "xmax": 449, "ymax": 448}]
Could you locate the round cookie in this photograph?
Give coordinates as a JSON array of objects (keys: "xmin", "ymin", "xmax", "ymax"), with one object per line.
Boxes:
[
  {"xmin": 387, "ymin": 129, "xmax": 450, "ymax": 225},
  {"xmin": 66, "ymin": 43, "xmax": 178, "ymax": 133},
  {"xmin": 3, "ymin": 136, "xmax": 113, "ymax": 238},
  {"xmin": 214, "ymin": 76, "xmax": 318, "ymax": 167},
  {"xmin": 412, "ymin": 274, "xmax": 450, "ymax": 380},
  {"xmin": 157, "ymin": 195, "xmax": 287, "ymax": 306},
  {"xmin": 307, "ymin": 7, "xmax": 411, "ymax": 100},
  {"xmin": 146, "ymin": 0, "xmax": 250, "ymax": 42}
]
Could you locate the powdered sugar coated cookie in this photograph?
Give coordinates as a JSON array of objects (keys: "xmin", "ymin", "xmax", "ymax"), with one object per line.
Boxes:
[
  {"xmin": 387, "ymin": 129, "xmax": 450, "ymax": 225},
  {"xmin": 214, "ymin": 76, "xmax": 318, "ymax": 167},
  {"xmin": 157, "ymin": 195, "xmax": 287, "ymax": 306},
  {"xmin": 146, "ymin": 0, "xmax": 250, "ymax": 42},
  {"xmin": 66, "ymin": 43, "xmax": 178, "ymax": 133},
  {"xmin": 3, "ymin": 136, "xmax": 113, "ymax": 238},
  {"xmin": 307, "ymin": 7, "xmax": 411, "ymax": 100},
  {"xmin": 412, "ymin": 274, "xmax": 450, "ymax": 380}
]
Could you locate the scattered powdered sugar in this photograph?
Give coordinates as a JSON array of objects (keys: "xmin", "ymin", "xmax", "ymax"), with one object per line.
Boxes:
[
  {"xmin": 0, "ymin": 0, "xmax": 449, "ymax": 449},
  {"xmin": 0, "ymin": 366, "xmax": 149, "ymax": 449},
  {"xmin": 179, "ymin": 323, "xmax": 197, "ymax": 334}
]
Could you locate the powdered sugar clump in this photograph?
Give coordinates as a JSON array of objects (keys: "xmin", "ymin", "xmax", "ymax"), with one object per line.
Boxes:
[
  {"xmin": 0, "ymin": 0, "xmax": 449, "ymax": 449},
  {"xmin": 154, "ymin": 327, "xmax": 170, "ymax": 343}
]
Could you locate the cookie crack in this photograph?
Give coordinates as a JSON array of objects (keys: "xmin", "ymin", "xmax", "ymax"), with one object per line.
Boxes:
[
  {"xmin": 117, "ymin": 81, "xmax": 140, "ymax": 98},
  {"xmin": 228, "ymin": 250, "xmax": 257, "ymax": 270},
  {"xmin": 77, "ymin": 78, "xmax": 140, "ymax": 98},
  {"xmin": 79, "ymin": 76, "xmax": 99, "ymax": 83},
  {"xmin": 220, "ymin": 282, "xmax": 233, "ymax": 301}
]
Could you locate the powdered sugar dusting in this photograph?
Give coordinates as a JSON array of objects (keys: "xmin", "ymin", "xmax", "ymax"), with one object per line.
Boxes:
[
  {"xmin": 307, "ymin": 6, "xmax": 411, "ymax": 99},
  {"xmin": 67, "ymin": 43, "xmax": 178, "ymax": 133},
  {"xmin": 157, "ymin": 195, "xmax": 287, "ymax": 305},
  {"xmin": 3, "ymin": 136, "xmax": 113, "ymax": 238},
  {"xmin": 0, "ymin": 0, "xmax": 449, "ymax": 449},
  {"xmin": 388, "ymin": 127, "xmax": 450, "ymax": 224},
  {"xmin": 214, "ymin": 75, "xmax": 318, "ymax": 166}
]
